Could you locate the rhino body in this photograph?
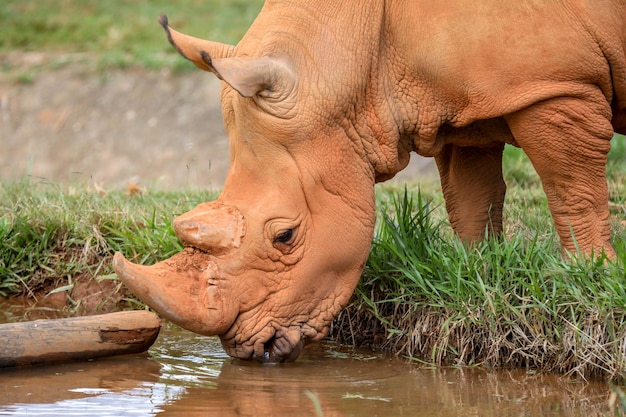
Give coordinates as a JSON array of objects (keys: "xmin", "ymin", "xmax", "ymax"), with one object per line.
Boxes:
[{"xmin": 114, "ymin": 0, "xmax": 626, "ymax": 362}]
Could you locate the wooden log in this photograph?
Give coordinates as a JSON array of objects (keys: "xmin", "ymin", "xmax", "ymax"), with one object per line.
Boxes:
[{"xmin": 0, "ymin": 310, "xmax": 161, "ymax": 368}]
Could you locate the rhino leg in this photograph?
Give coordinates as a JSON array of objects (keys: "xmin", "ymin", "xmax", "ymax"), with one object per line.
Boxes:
[
  {"xmin": 505, "ymin": 95, "xmax": 615, "ymax": 259},
  {"xmin": 435, "ymin": 142, "xmax": 506, "ymax": 242}
]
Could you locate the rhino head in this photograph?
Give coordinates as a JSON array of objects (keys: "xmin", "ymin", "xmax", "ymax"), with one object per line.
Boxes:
[{"xmin": 114, "ymin": 12, "xmax": 402, "ymax": 363}]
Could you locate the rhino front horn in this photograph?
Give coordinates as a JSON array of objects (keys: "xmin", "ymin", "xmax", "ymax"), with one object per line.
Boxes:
[{"xmin": 113, "ymin": 251, "xmax": 237, "ymax": 336}]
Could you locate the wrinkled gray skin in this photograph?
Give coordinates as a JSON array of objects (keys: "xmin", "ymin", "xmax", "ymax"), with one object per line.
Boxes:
[{"xmin": 114, "ymin": 0, "xmax": 626, "ymax": 363}]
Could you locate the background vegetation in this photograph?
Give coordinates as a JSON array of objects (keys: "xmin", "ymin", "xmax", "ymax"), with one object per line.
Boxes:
[{"xmin": 0, "ymin": 0, "xmax": 264, "ymax": 71}]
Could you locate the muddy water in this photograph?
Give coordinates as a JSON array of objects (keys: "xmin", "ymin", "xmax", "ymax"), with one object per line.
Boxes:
[{"xmin": 0, "ymin": 304, "xmax": 613, "ymax": 416}]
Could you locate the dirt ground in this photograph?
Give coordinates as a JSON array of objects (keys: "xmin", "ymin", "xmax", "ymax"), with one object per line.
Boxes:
[{"xmin": 0, "ymin": 52, "xmax": 435, "ymax": 191}]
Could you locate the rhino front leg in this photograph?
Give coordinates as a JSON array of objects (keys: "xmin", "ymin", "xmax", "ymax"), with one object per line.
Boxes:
[
  {"xmin": 505, "ymin": 95, "xmax": 615, "ymax": 259},
  {"xmin": 435, "ymin": 142, "xmax": 506, "ymax": 242}
]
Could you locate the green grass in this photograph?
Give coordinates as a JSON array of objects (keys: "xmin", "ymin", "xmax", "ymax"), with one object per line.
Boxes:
[
  {"xmin": 333, "ymin": 188, "xmax": 626, "ymax": 380},
  {"xmin": 0, "ymin": 0, "xmax": 264, "ymax": 71},
  {"xmin": 0, "ymin": 177, "xmax": 215, "ymax": 297}
]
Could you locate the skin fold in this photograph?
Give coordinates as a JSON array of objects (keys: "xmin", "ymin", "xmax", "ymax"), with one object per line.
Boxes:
[{"xmin": 113, "ymin": 0, "xmax": 626, "ymax": 362}]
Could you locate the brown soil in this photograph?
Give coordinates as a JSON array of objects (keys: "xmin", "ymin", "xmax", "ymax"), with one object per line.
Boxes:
[
  {"xmin": 0, "ymin": 52, "xmax": 435, "ymax": 191},
  {"xmin": 11, "ymin": 273, "xmax": 131, "ymax": 317},
  {"xmin": 1, "ymin": 53, "xmax": 230, "ymax": 190}
]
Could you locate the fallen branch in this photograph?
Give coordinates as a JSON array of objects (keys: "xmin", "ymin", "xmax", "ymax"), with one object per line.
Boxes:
[{"xmin": 0, "ymin": 310, "xmax": 161, "ymax": 367}]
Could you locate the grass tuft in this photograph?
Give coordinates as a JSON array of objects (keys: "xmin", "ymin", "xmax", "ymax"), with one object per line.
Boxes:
[
  {"xmin": 0, "ymin": 0, "xmax": 265, "ymax": 71},
  {"xmin": 331, "ymin": 185, "xmax": 626, "ymax": 381}
]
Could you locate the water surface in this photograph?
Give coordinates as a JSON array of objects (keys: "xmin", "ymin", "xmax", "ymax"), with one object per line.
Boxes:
[{"xmin": 0, "ymin": 302, "xmax": 613, "ymax": 416}]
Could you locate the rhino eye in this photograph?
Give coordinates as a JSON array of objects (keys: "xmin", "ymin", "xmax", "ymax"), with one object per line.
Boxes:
[{"xmin": 274, "ymin": 229, "xmax": 295, "ymax": 245}]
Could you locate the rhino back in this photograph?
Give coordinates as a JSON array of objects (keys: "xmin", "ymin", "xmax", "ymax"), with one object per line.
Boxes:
[{"xmin": 382, "ymin": 0, "xmax": 625, "ymax": 127}]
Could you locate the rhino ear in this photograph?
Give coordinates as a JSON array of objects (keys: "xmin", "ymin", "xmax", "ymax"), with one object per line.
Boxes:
[
  {"xmin": 158, "ymin": 14, "xmax": 235, "ymax": 72},
  {"xmin": 203, "ymin": 54, "xmax": 296, "ymax": 101}
]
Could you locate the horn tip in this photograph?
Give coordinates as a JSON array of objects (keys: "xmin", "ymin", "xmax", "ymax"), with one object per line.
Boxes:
[
  {"xmin": 112, "ymin": 252, "xmax": 135, "ymax": 280},
  {"xmin": 112, "ymin": 251, "xmax": 125, "ymax": 268}
]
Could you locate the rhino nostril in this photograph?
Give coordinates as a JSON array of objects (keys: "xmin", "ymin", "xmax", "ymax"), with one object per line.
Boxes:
[
  {"xmin": 262, "ymin": 336, "xmax": 277, "ymax": 363},
  {"xmin": 259, "ymin": 330, "xmax": 304, "ymax": 364}
]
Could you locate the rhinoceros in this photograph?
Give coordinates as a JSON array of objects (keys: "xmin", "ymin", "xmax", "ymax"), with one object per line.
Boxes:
[{"xmin": 114, "ymin": 1, "xmax": 626, "ymax": 362}]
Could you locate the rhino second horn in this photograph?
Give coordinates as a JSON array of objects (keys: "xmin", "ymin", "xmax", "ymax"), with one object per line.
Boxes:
[{"xmin": 173, "ymin": 202, "xmax": 246, "ymax": 254}]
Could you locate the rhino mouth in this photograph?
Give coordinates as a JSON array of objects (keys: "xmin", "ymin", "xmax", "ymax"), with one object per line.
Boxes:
[
  {"xmin": 223, "ymin": 324, "xmax": 307, "ymax": 364},
  {"xmin": 260, "ymin": 331, "xmax": 305, "ymax": 363}
]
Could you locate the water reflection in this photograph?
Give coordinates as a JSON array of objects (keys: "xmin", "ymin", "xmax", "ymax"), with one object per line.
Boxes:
[
  {"xmin": 151, "ymin": 328, "xmax": 611, "ymax": 417},
  {"xmin": 0, "ymin": 355, "xmax": 165, "ymax": 416},
  {"xmin": 0, "ymin": 305, "xmax": 613, "ymax": 416}
]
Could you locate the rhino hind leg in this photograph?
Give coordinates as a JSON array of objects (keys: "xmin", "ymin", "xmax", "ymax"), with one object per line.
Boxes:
[
  {"xmin": 435, "ymin": 142, "xmax": 507, "ymax": 242},
  {"xmin": 505, "ymin": 95, "xmax": 615, "ymax": 259}
]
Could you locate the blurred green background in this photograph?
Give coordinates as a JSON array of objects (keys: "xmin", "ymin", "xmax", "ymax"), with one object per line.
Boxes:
[{"xmin": 0, "ymin": 0, "xmax": 265, "ymax": 70}]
